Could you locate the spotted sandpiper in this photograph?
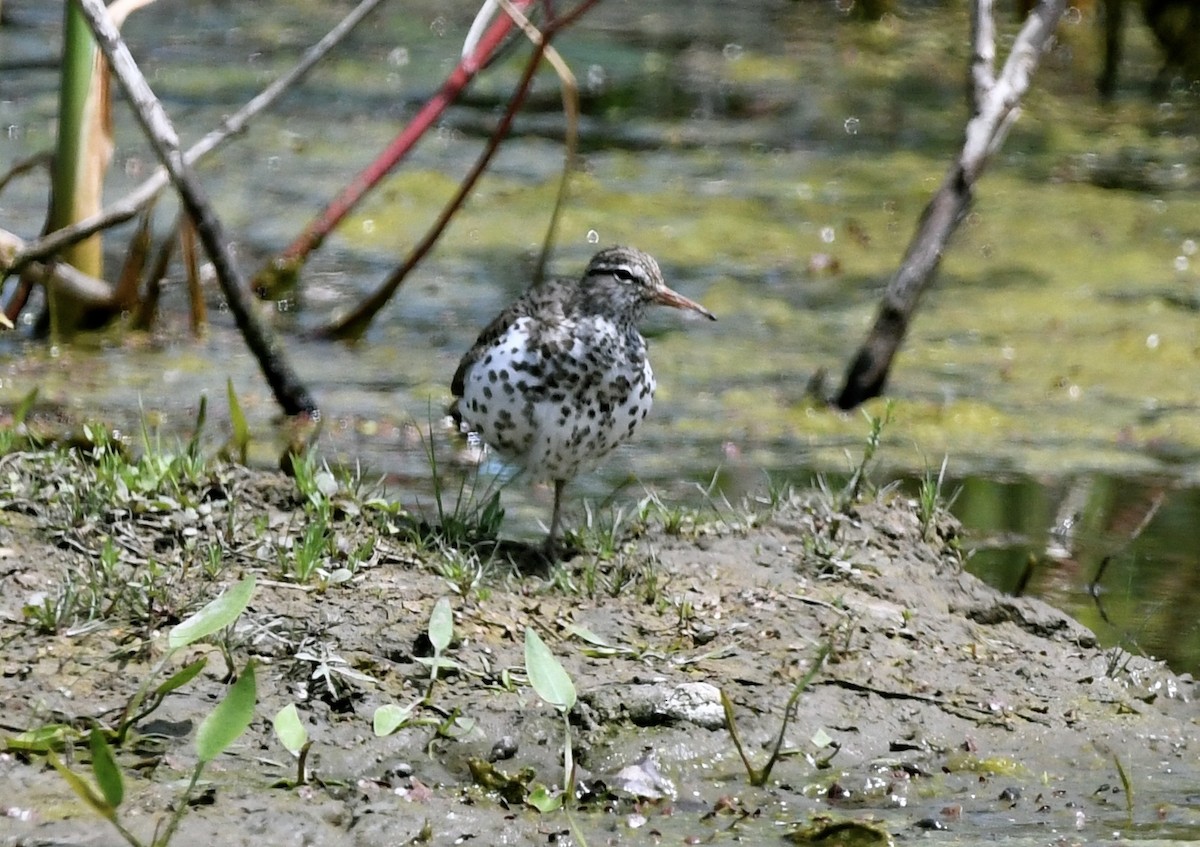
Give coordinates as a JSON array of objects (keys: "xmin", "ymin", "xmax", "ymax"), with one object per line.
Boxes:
[{"xmin": 450, "ymin": 246, "xmax": 715, "ymax": 554}]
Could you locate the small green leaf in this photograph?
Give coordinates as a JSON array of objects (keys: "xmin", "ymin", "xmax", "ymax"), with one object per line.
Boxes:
[
  {"xmin": 272, "ymin": 704, "xmax": 308, "ymax": 756},
  {"xmin": 563, "ymin": 622, "xmax": 625, "ymax": 657},
  {"xmin": 373, "ymin": 702, "xmax": 417, "ymax": 737},
  {"xmin": 196, "ymin": 660, "xmax": 257, "ymax": 763},
  {"xmin": 428, "ymin": 596, "xmax": 453, "ymax": 655},
  {"xmin": 169, "ymin": 576, "xmax": 255, "ymax": 650},
  {"xmin": 4, "ymin": 723, "xmax": 76, "ymax": 753},
  {"xmin": 562, "ymin": 714, "xmax": 575, "ymax": 801},
  {"xmin": 226, "ymin": 378, "xmax": 249, "ymax": 464},
  {"xmin": 186, "ymin": 393, "xmax": 207, "ymax": 459},
  {"xmin": 811, "ymin": 727, "xmax": 834, "ymax": 748},
  {"xmin": 562, "ymin": 622, "xmax": 612, "ymax": 647},
  {"xmin": 155, "ymin": 657, "xmax": 208, "ymax": 698},
  {"xmin": 526, "ymin": 784, "xmax": 563, "ymax": 812},
  {"xmin": 524, "ymin": 628, "xmax": 576, "ymax": 713},
  {"xmin": 414, "ymin": 656, "xmax": 465, "ymax": 673},
  {"xmin": 89, "ymin": 729, "xmax": 124, "ymax": 809}
]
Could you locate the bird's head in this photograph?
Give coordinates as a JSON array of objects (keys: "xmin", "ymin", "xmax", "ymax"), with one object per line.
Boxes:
[{"xmin": 577, "ymin": 246, "xmax": 716, "ymax": 323}]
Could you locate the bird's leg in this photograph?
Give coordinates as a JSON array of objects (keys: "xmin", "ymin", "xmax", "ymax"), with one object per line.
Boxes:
[{"xmin": 544, "ymin": 479, "xmax": 566, "ymax": 558}]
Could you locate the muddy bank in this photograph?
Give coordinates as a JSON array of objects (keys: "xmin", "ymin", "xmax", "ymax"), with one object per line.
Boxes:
[{"xmin": 0, "ymin": 455, "xmax": 1197, "ymax": 845}]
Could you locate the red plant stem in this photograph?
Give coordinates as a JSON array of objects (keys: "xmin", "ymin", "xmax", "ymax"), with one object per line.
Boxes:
[
  {"xmin": 275, "ymin": 0, "xmax": 537, "ymax": 265},
  {"xmin": 313, "ymin": 38, "xmax": 548, "ymax": 340},
  {"xmin": 311, "ymin": 0, "xmax": 603, "ymax": 340}
]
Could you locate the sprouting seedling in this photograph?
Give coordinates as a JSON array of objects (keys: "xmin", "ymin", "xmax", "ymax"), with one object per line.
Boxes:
[
  {"xmin": 224, "ymin": 377, "xmax": 250, "ymax": 465},
  {"xmin": 416, "ymin": 596, "xmax": 464, "ymax": 703},
  {"xmin": 842, "ymin": 400, "xmax": 893, "ymax": 506},
  {"xmin": 114, "ymin": 574, "xmax": 256, "ymax": 744},
  {"xmin": 524, "ymin": 627, "xmax": 577, "ymax": 809},
  {"xmin": 45, "ymin": 577, "xmax": 258, "ymax": 847},
  {"xmin": 272, "ymin": 704, "xmax": 312, "ymax": 787},
  {"xmin": 722, "ymin": 644, "xmax": 830, "ymax": 787},
  {"xmin": 372, "ymin": 701, "xmax": 420, "ymax": 738},
  {"xmin": 374, "ymin": 597, "xmax": 462, "ymax": 739}
]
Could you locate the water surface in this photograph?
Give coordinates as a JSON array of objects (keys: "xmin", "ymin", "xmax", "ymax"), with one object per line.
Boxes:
[{"xmin": 2, "ymin": 0, "xmax": 1200, "ymax": 676}]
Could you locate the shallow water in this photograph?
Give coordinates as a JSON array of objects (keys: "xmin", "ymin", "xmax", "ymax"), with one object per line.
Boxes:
[{"xmin": 3, "ymin": 0, "xmax": 1200, "ymax": 684}]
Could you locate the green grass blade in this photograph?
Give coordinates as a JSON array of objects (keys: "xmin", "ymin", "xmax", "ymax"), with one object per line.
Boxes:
[
  {"xmin": 47, "ymin": 750, "xmax": 114, "ymax": 821},
  {"xmin": 226, "ymin": 378, "xmax": 249, "ymax": 464},
  {"xmin": 186, "ymin": 393, "xmax": 207, "ymax": 460},
  {"xmin": 13, "ymin": 388, "xmax": 39, "ymax": 427},
  {"xmin": 154, "ymin": 657, "xmax": 207, "ymax": 698}
]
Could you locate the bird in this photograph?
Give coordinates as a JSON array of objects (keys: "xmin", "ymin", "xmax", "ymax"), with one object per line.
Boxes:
[{"xmin": 450, "ymin": 246, "xmax": 716, "ymax": 555}]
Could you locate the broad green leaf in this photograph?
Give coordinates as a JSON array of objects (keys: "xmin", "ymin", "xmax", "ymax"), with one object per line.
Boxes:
[
  {"xmin": 89, "ymin": 729, "xmax": 123, "ymax": 809},
  {"xmin": 196, "ymin": 660, "xmax": 257, "ymax": 763},
  {"xmin": 428, "ymin": 597, "xmax": 453, "ymax": 654},
  {"xmin": 527, "ymin": 784, "xmax": 563, "ymax": 812},
  {"xmin": 169, "ymin": 576, "xmax": 255, "ymax": 650},
  {"xmin": 272, "ymin": 704, "xmax": 308, "ymax": 756},
  {"xmin": 524, "ymin": 628, "xmax": 576, "ymax": 713},
  {"xmin": 373, "ymin": 702, "xmax": 417, "ymax": 737},
  {"xmin": 155, "ymin": 657, "xmax": 208, "ymax": 698}
]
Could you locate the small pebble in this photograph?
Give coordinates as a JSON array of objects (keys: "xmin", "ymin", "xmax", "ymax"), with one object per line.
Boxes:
[{"xmin": 489, "ymin": 735, "xmax": 518, "ymax": 762}]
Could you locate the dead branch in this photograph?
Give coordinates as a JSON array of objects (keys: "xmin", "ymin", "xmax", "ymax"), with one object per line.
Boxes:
[
  {"xmin": 256, "ymin": 0, "xmax": 539, "ymax": 296},
  {"xmin": 3, "ymin": 0, "xmax": 387, "ymax": 280},
  {"xmin": 835, "ymin": 0, "xmax": 1067, "ymax": 409},
  {"xmin": 311, "ymin": 0, "xmax": 600, "ymax": 341},
  {"xmin": 74, "ymin": 0, "xmax": 317, "ymax": 417},
  {"xmin": 496, "ymin": 0, "xmax": 580, "ymax": 286},
  {"xmin": 0, "ymin": 227, "xmax": 115, "ymax": 315}
]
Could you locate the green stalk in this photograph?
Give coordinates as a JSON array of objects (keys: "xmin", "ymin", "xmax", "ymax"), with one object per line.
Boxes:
[{"xmin": 48, "ymin": 0, "xmax": 106, "ymax": 335}]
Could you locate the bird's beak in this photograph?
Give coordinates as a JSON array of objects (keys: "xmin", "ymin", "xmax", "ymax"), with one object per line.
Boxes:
[{"xmin": 655, "ymin": 285, "xmax": 717, "ymax": 321}]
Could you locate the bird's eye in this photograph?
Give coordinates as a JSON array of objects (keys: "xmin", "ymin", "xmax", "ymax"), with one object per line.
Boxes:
[{"xmin": 611, "ymin": 268, "xmax": 637, "ymax": 283}]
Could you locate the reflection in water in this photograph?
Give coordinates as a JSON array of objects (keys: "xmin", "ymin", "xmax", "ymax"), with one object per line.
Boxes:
[{"xmin": 929, "ymin": 472, "xmax": 1200, "ymax": 676}]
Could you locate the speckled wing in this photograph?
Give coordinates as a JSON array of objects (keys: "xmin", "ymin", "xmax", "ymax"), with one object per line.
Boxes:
[{"xmin": 453, "ymin": 298, "xmax": 529, "ymax": 396}]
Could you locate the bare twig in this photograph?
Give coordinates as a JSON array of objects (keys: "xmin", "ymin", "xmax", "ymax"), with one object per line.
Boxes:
[
  {"xmin": 3, "ymin": 0, "xmax": 387, "ymax": 279},
  {"xmin": 74, "ymin": 0, "xmax": 317, "ymax": 416},
  {"xmin": 0, "ymin": 227, "xmax": 115, "ymax": 314},
  {"xmin": 312, "ymin": 0, "xmax": 601, "ymax": 341},
  {"xmin": 835, "ymin": 0, "xmax": 1066, "ymax": 409},
  {"xmin": 0, "ymin": 152, "xmax": 54, "ymax": 195},
  {"xmin": 495, "ymin": 0, "xmax": 580, "ymax": 285},
  {"xmin": 970, "ymin": 0, "xmax": 997, "ymax": 104},
  {"xmin": 256, "ymin": 0, "xmax": 539, "ymax": 295}
]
